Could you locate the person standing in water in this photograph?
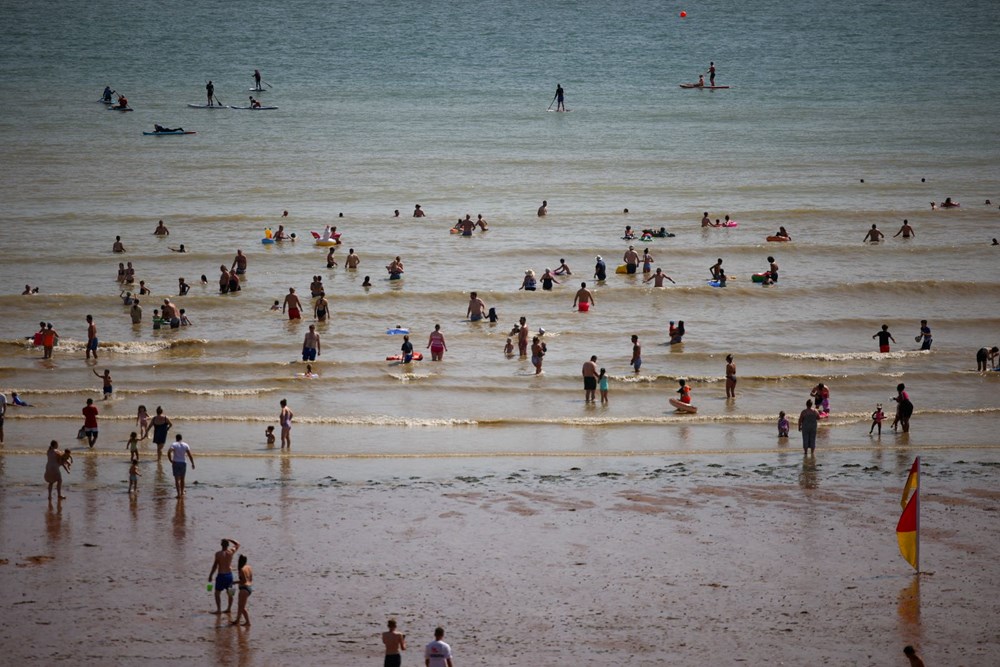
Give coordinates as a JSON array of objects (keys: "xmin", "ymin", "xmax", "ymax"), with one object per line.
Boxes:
[
  {"xmin": 798, "ymin": 399, "xmax": 819, "ymax": 457},
  {"xmin": 873, "ymin": 324, "xmax": 896, "ymax": 353},
  {"xmin": 206, "ymin": 80, "xmax": 215, "ymax": 105},
  {"xmin": 725, "ymin": 354, "xmax": 737, "ymax": 398},
  {"xmin": 167, "ymin": 433, "xmax": 194, "ymax": 498},
  {"xmin": 915, "ymin": 319, "xmax": 932, "ymax": 350},
  {"xmin": 554, "ymin": 84, "xmax": 565, "ymax": 111},
  {"xmin": 279, "ymin": 398, "xmax": 293, "ymax": 449},
  {"xmin": 252, "ymin": 69, "xmax": 262, "ymax": 91}
]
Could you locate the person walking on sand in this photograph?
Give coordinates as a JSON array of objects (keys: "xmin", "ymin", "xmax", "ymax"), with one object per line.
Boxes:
[
  {"xmin": 873, "ymin": 324, "xmax": 896, "ymax": 353},
  {"xmin": 573, "ymin": 282, "xmax": 595, "ymax": 312},
  {"xmin": 279, "ymin": 398, "xmax": 293, "ymax": 449},
  {"xmin": 208, "ymin": 537, "xmax": 240, "ymax": 615},
  {"xmin": 630, "ymin": 335, "xmax": 642, "ymax": 373},
  {"xmin": 725, "ymin": 354, "xmax": 737, "ymax": 398},
  {"xmin": 863, "ymin": 223, "xmax": 884, "ymax": 243},
  {"xmin": 167, "ymin": 433, "xmax": 194, "ymax": 498},
  {"xmin": 45, "ymin": 440, "xmax": 65, "ymax": 500},
  {"xmin": 798, "ymin": 399, "xmax": 819, "ymax": 457},
  {"xmin": 282, "ymin": 287, "xmax": 302, "ymax": 320},
  {"xmin": 82, "ymin": 398, "xmax": 99, "ymax": 448},
  {"xmin": 85, "ymin": 314, "xmax": 98, "ymax": 360},
  {"xmin": 466, "ymin": 291, "xmax": 486, "ymax": 321},
  {"xmin": 427, "ymin": 324, "xmax": 447, "ymax": 361},
  {"xmin": 232, "ymin": 554, "xmax": 253, "ymax": 626},
  {"xmin": 425, "ymin": 627, "xmax": 453, "ymax": 667},
  {"xmin": 382, "ymin": 619, "xmax": 407, "ymax": 667},
  {"xmin": 582, "ymin": 355, "xmax": 599, "ymax": 403}
]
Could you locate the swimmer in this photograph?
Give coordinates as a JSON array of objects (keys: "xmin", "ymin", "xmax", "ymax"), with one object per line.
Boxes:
[
  {"xmin": 112, "ymin": 236, "xmax": 126, "ymax": 253},
  {"xmin": 519, "ymin": 269, "xmax": 537, "ymax": 291},
  {"xmin": 775, "ymin": 226, "xmax": 790, "ymax": 239},
  {"xmin": 540, "ymin": 268, "xmax": 561, "ymax": 290},
  {"xmin": 863, "ymin": 224, "xmax": 884, "ymax": 243},
  {"xmin": 643, "ymin": 268, "xmax": 675, "ymax": 287},
  {"xmin": 265, "ymin": 425, "xmax": 275, "ymax": 445},
  {"xmin": 504, "ymin": 337, "xmax": 514, "ymax": 357},
  {"xmin": 467, "ymin": 292, "xmax": 486, "ymax": 321},
  {"xmin": 345, "ymin": 248, "xmax": 360, "ymax": 269},
  {"xmin": 476, "ymin": 214, "xmax": 489, "ymax": 230},
  {"xmin": 537, "ymin": 200, "xmax": 548, "ymax": 217},
  {"xmin": 709, "ymin": 258, "xmax": 723, "ymax": 279},
  {"xmin": 553, "ymin": 258, "xmax": 572, "ymax": 275},
  {"xmin": 153, "ymin": 220, "xmax": 169, "ymax": 236},
  {"xmin": 941, "ymin": 197, "xmax": 959, "ymax": 208},
  {"xmin": 573, "ymin": 282, "xmax": 595, "ymax": 312},
  {"xmin": 169, "ymin": 244, "xmax": 186, "ymax": 253},
  {"xmin": 362, "ymin": 276, "xmax": 372, "ymax": 288},
  {"xmin": 893, "ymin": 220, "xmax": 915, "ymax": 239},
  {"xmin": 412, "ymin": 204, "xmax": 425, "ymax": 218}
]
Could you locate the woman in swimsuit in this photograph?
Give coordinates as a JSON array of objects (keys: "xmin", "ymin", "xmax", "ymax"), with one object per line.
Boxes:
[
  {"xmin": 45, "ymin": 440, "xmax": 65, "ymax": 500},
  {"xmin": 520, "ymin": 270, "xmax": 537, "ymax": 291},
  {"xmin": 232, "ymin": 554, "xmax": 253, "ymax": 626},
  {"xmin": 540, "ymin": 268, "xmax": 560, "ymax": 291},
  {"xmin": 427, "ymin": 324, "xmax": 447, "ymax": 361},
  {"xmin": 531, "ymin": 336, "xmax": 546, "ymax": 374},
  {"xmin": 642, "ymin": 249, "xmax": 654, "ymax": 274},
  {"xmin": 314, "ymin": 295, "xmax": 329, "ymax": 322}
]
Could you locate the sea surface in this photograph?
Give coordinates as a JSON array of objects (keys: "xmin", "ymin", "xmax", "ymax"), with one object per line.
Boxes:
[{"xmin": 0, "ymin": 0, "xmax": 998, "ymax": 463}]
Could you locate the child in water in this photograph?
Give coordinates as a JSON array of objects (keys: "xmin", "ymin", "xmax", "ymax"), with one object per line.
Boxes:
[
  {"xmin": 599, "ymin": 368, "xmax": 609, "ymax": 404},
  {"xmin": 265, "ymin": 425, "xmax": 275, "ymax": 445},
  {"xmin": 136, "ymin": 405, "xmax": 150, "ymax": 439},
  {"xmin": 126, "ymin": 431, "xmax": 139, "ymax": 463},
  {"xmin": 362, "ymin": 276, "xmax": 372, "ymax": 288},
  {"xmin": 777, "ymin": 411, "xmax": 789, "ymax": 438},
  {"xmin": 504, "ymin": 338, "xmax": 514, "ymax": 357},
  {"xmin": 128, "ymin": 460, "xmax": 141, "ymax": 494},
  {"xmin": 870, "ymin": 403, "xmax": 885, "ymax": 435}
]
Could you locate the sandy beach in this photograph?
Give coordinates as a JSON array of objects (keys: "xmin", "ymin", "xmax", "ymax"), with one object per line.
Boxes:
[{"xmin": 1, "ymin": 447, "xmax": 998, "ymax": 665}]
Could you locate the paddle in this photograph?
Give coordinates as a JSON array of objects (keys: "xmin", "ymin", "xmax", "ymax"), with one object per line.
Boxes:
[
  {"xmin": 546, "ymin": 93, "xmax": 557, "ymax": 111},
  {"xmin": 214, "ymin": 95, "xmax": 224, "ymax": 108},
  {"xmin": 262, "ymin": 80, "xmax": 273, "ymax": 89}
]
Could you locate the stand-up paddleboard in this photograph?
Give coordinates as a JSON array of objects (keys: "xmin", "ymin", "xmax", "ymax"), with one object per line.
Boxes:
[
  {"xmin": 108, "ymin": 106, "xmax": 133, "ymax": 112},
  {"xmin": 142, "ymin": 130, "xmax": 197, "ymax": 136},
  {"xmin": 546, "ymin": 108, "xmax": 572, "ymax": 112},
  {"xmin": 386, "ymin": 352, "xmax": 423, "ymax": 361},
  {"xmin": 248, "ymin": 88, "xmax": 267, "ymax": 92},
  {"xmin": 230, "ymin": 105, "xmax": 278, "ymax": 110},
  {"xmin": 97, "ymin": 98, "xmax": 114, "ymax": 104},
  {"xmin": 679, "ymin": 84, "xmax": 731, "ymax": 89},
  {"xmin": 187, "ymin": 103, "xmax": 229, "ymax": 109},
  {"xmin": 766, "ymin": 235, "xmax": 790, "ymax": 242},
  {"xmin": 669, "ymin": 398, "xmax": 698, "ymax": 413}
]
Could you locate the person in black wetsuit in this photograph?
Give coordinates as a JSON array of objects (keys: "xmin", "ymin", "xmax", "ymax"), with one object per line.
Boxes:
[
  {"xmin": 206, "ymin": 80, "xmax": 215, "ymax": 105},
  {"xmin": 555, "ymin": 84, "xmax": 565, "ymax": 111}
]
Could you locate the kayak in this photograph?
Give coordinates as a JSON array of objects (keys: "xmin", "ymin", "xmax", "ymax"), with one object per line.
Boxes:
[
  {"xmin": 187, "ymin": 103, "xmax": 229, "ymax": 109},
  {"xmin": 230, "ymin": 105, "xmax": 278, "ymax": 110},
  {"xmin": 143, "ymin": 131, "xmax": 197, "ymax": 136},
  {"xmin": 679, "ymin": 84, "xmax": 731, "ymax": 89}
]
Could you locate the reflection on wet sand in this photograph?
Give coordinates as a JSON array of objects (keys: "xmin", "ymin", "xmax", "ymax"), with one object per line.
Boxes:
[
  {"xmin": 799, "ymin": 457, "xmax": 819, "ymax": 490},
  {"xmin": 45, "ymin": 499, "xmax": 66, "ymax": 545},
  {"xmin": 897, "ymin": 574, "xmax": 921, "ymax": 644},
  {"xmin": 173, "ymin": 498, "xmax": 186, "ymax": 543}
]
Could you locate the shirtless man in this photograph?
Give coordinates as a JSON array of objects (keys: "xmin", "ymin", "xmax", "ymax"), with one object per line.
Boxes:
[
  {"xmin": 345, "ymin": 248, "xmax": 360, "ymax": 270},
  {"xmin": 701, "ymin": 212, "xmax": 719, "ymax": 228},
  {"xmin": 208, "ymin": 537, "xmax": 241, "ymax": 614},
  {"xmin": 573, "ymin": 282, "xmax": 595, "ymax": 312},
  {"xmin": 863, "ymin": 223, "xmax": 884, "ymax": 243},
  {"xmin": 283, "ymin": 288, "xmax": 302, "ymax": 320},
  {"xmin": 709, "ymin": 258, "xmax": 723, "ymax": 279},
  {"xmin": 113, "ymin": 236, "xmax": 126, "ymax": 253},
  {"xmin": 537, "ymin": 200, "xmax": 548, "ymax": 217},
  {"xmin": 153, "ymin": 220, "xmax": 169, "ymax": 236},
  {"xmin": 767, "ymin": 256, "xmax": 779, "ymax": 283},
  {"xmin": 178, "ymin": 278, "xmax": 190, "ymax": 296},
  {"xmin": 382, "ymin": 619, "xmax": 407, "ymax": 667},
  {"xmin": 553, "ymin": 258, "xmax": 572, "ymax": 276},
  {"xmin": 582, "ymin": 355, "xmax": 599, "ymax": 403},
  {"xmin": 643, "ymin": 267, "xmax": 675, "ymax": 287},
  {"xmin": 622, "ymin": 245, "xmax": 640, "ymax": 274},
  {"xmin": 130, "ymin": 300, "xmax": 142, "ymax": 324},
  {"xmin": 85, "ymin": 315, "xmax": 98, "ymax": 360},
  {"xmin": 302, "ymin": 325, "xmax": 321, "ymax": 361},
  {"xmin": 412, "ymin": 204, "xmax": 425, "ymax": 218},
  {"xmin": 476, "ymin": 214, "xmax": 489, "ymax": 231},
  {"xmin": 231, "ymin": 249, "xmax": 248, "ymax": 275},
  {"xmin": 386, "ymin": 256, "xmax": 404, "ymax": 279},
  {"xmin": 458, "ymin": 215, "xmax": 475, "ymax": 236},
  {"xmin": 467, "ymin": 291, "xmax": 486, "ymax": 321},
  {"xmin": 279, "ymin": 399, "xmax": 293, "ymax": 448},
  {"xmin": 161, "ymin": 298, "xmax": 178, "ymax": 321},
  {"xmin": 893, "ymin": 219, "xmax": 915, "ymax": 239}
]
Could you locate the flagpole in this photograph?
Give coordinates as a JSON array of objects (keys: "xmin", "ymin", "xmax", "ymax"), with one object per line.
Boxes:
[{"xmin": 915, "ymin": 456, "xmax": 921, "ymax": 573}]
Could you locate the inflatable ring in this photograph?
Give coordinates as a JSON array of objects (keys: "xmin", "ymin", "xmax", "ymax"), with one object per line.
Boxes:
[{"xmin": 261, "ymin": 238, "xmax": 275, "ymax": 245}]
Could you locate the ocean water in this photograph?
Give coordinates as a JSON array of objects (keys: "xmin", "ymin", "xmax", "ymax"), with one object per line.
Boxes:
[{"xmin": 0, "ymin": 0, "xmax": 998, "ymax": 461}]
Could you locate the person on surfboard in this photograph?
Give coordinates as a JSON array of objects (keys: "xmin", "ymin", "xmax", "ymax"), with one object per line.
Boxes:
[
  {"xmin": 206, "ymin": 80, "xmax": 215, "ymax": 106},
  {"xmin": 554, "ymin": 84, "xmax": 565, "ymax": 111},
  {"xmin": 253, "ymin": 69, "xmax": 262, "ymax": 91},
  {"xmin": 249, "ymin": 96, "xmax": 261, "ymax": 109},
  {"xmin": 707, "ymin": 61, "xmax": 716, "ymax": 86}
]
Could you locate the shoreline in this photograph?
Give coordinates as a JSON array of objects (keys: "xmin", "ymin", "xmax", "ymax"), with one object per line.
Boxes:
[{"xmin": 1, "ymin": 447, "xmax": 998, "ymax": 665}]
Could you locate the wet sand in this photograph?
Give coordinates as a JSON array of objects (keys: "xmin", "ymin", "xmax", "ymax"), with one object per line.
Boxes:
[{"xmin": 1, "ymin": 448, "xmax": 999, "ymax": 665}]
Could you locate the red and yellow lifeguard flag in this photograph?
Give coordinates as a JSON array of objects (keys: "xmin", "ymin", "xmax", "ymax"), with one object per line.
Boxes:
[{"xmin": 896, "ymin": 457, "xmax": 920, "ymax": 571}]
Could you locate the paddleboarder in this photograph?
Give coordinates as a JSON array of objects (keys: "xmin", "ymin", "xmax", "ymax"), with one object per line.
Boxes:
[
  {"xmin": 707, "ymin": 61, "xmax": 716, "ymax": 86},
  {"xmin": 206, "ymin": 80, "xmax": 215, "ymax": 106},
  {"xmin": 554, "ymin": 83, "xmax": 565, "ymax": 111},
  {"xmin": 253, "ymin": 69, "xmax": 262, "ymax": 91}
]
